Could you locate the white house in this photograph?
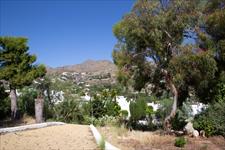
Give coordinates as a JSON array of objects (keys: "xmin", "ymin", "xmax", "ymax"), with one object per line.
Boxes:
[{"xmin": 116, "ymin": 96, "xmax": 131, "ymax": 118}]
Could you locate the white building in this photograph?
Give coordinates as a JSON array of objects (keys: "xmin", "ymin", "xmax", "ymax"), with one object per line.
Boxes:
[{"xmin": 116, "ymin": 96, "xmax": 131, "ymax": 118}]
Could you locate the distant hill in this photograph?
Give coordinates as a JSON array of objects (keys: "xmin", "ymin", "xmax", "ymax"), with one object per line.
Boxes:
[{"xmin": 47, "ymin": 60, "xmax": 117, "ymax": 75}]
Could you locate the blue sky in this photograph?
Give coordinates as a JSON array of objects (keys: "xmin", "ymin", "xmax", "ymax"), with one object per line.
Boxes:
[{"xmin": 0, "ymin": 0, "xmax": 135, "ymax": 67}]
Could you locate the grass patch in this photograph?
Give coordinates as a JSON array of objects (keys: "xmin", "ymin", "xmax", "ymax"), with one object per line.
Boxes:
[
  {"xmin": 99, "ymin": 137, "xmax": 105, "ymax": 150},
  {"xmin": 175, "ymin": 137, "xmax": 186, "ymax": 147}
]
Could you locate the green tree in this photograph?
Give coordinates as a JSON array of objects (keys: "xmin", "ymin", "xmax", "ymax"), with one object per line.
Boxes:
[
  {"xmin": 112, "ymin": 0, "xmax": 218, "ymax": 130},
  {"xmin": 0, "ymin": 81, "xmax": 8, "ymax": 100},
  {"xmin": 195, "ymin": 0, "xmax": 225, "ymax": 102},
  {"xmin": 0, "ymin": 37, "xmax": 46, "ymax": 120}
]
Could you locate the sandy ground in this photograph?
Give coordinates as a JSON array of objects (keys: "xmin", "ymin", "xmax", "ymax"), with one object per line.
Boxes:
[{"xmin": 0, "ymin": 124, "xmax": 99, "ymax": 150}]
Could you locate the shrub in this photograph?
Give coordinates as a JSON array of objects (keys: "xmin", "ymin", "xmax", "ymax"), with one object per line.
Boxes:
[
  {"xmin": 105, "ymin": 100, "xmax": 121, "ymax": 117},
  {"xmin": 171, "ymin": 113, "xmax": 187, "ymax": 131},
  {"xmin": 91, "ymin": 98, "xmax": 106, "ymax": 118},
  {"xmin": 0, "ymin": 97, "xmax": 11, "ymax": 119},
  {"xmin": 129, "ymin": 98, "xmax": 158, "ymax": 131},
  {"xmin": 155, "ymin": 98, "xmax": 173, "ymax": 122},
  {"xmin": 18, "ymin": 88, "xmax": 37, "ymax": 116},
  {"xmin": 120, "ymin": 110, "xmax": 128, "ymax": 120},
  {"xmin": 130, "ymin": 98, "xmax": 147, "ymax": 121},
  {"xmin": 99, "ymin": 137, "xmax": 105, "ymax": 150},
  {"xmin": 43, "ymin": 98, "xmax": 54, "ymax": 120},
  {"xmin": 174, "ymin": 137, "xmax": 186, "ymax": 147},
  {"xmin": 146, "ymin": 105, "xmax": 154, "ymax": 117},
  {"xmin": 53, "ymin": 98, "xmax": 84, "ymax": 123},
  {"xmin": 194, "ymin": 101, "xmax": 225, "ymax": 137},
  {"xmin": 93, "ymin": 116, "xmax": 120, "ymax": 126},
  {"xmin": 90, "ymin": 89, "xmax": 121, "ymax": 119},
  {"xmin": 171, "ymin": 102, "xmax": 193, "ymax": 130},
  {"xmin": 0, "ymin": 84, "xmax": 8, "ymax": 100}
]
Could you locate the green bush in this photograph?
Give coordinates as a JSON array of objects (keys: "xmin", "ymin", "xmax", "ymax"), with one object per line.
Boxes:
[
  {"xmin": 99, "ymin": 137, "xmax": 105, "ymax": 150},
  {"xmin": 194, "ymin": 79, "xmax": 225, "ymax": 137},
  {"xmin": 171, "ymin": 102, "xmax": 193, "ymax": 130},
  {"xmin": 129, "ymin": 98, "xmax": 159, "ymax": 131},
  {"xmin": 0, "ymin": 84, "xmax": 8, "ymax": 100},
  {"xmin": 105, "ymin": 100, "xmax": 121, "ymax": 117},
  {"xmin": 194, "ymin": 101, "xmax": 225, "ymax": 137},
  {"xmin": 90, "ymin": 89, "xmax": 121, "ymax": 119},
  {"xmin": 85, "ymin": 116, "xmax": 120, "ymax": 126},
  {"xmin": 18, "ymin": 88, "xmax": 37, "ymax": 116},
  {"xmin": 130, "ymin": 98, "xmax": 147, "ymax": 121},
  {"xmin": 91, "ymin": 98, "xmax": 106, "ymax": 118},
  {"xmin": 43, "ymin": 98, "xmax": 54, "ymax": 120},
  {"xmin": 175, "ymin": 137, "xmax": 186, "ymax": 147},
  {"xmin": 0, "ymin": 97, "xmax": 11, "ymax": 119},
  {"xmin": 120, "ymin": 110, "xmax": 128, "ymax": 119},
  {"xmin": 53, "ymin": 98, "xmax": 84, "ymax": 123}
]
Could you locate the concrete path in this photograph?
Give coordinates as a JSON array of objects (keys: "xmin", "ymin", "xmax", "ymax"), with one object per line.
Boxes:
[{"xmin": 0, "ymin": 124, "xmax": 98, "ymax": 150}]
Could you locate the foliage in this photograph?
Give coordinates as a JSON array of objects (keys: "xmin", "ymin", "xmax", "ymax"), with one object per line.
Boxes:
[
  {"xmin": 18, "ymin": 87, "xmax": 37, "ymax": 116},
  {"xmin": 33, "ymin": 77, "xmax": 51, "ymax": 98},
  {"xmin": 195, "ymin": 0, "xmax": 225, "ymax": 102},
  {"xmin": 0, "ymin": 83, "xmax": 8, "ymax": 100},
  {"xmin": 112, "ymin": 0, "xmax": 213, "ymax": 127},
  {"xmin": 120, "ymin": 110, "xmax": 128, "ymax": 120},
  {"xmin": 93, "ymin": 116, "xmax": 120, "ymax": 127},
  {"xmin": 91, "ymin": 97, "xmax": 106, "ymax": 119},
  {"xmin": 0, "ymin": 84, "xmax": 10, "ymax": 119},
  {"xmin": 130, "ymin": 97, "xmax": 147, "ymax": 121},
  {"xmin": 0, "ymin": 37, "xmax": 46, "ymax": 89},
  {"xmin": 43, "ymin": 98, "xmax": 54, "ymax": 120},
  {"xmin": 193, "ymin": 74, "xmax": 225, "ymax": 137},
  {"xmin": 112, "ymin": 0, "xmax": 201, "ymax": 91},
  {"xmin": 146, "ymin": 105, "xmax": 154, "ymax": 116},
  {"xmin": 174, "ymin": 137, "xmax": 186, "ymax": 148},
  {"xmin": 0, "ymin": 36, "xmax": 46, "ymax": 119},
  {"xmin": 99, "ymin": 137, "xmax": 105, "ymax": 150},
  {"xmin": 49, "ymin": 78, "xmax": 78, "ymax": 98},
  {"xmin": 53, "ymin": 98, "xmax": 84, "ymax": 123},
  {"xmin": 171, "ymin": 101, "xmax": 193, "ymax": 130},
  {"xmin": 90, "ymin": 89, "xmax": 121, "ymax": 118},
  {"xmin": 213, "ymin": 72, "xmax": 225, "ymax": 103},
  {"xmin": 155, "ymin": 98, "xmax": 173, "ymax": 122},
  {"xmin": 169, "ymin": 48, "xmax": 218, "ymax": 99},
  {"xmin": 194, "ymin": 100, "xmax": 225, "ymax": 137},
  {"xmin": 0, "ymin": 97, "xmax": 10, "ymax": 119}
]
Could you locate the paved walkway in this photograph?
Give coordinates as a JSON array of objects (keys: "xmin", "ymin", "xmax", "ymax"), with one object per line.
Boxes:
[{"xmin": 0, "ymin": 124, "xmax": 98, "ymax": 150}]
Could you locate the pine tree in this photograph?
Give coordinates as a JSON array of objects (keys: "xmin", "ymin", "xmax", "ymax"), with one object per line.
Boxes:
[{"xmin": 0, "ymin": 37, "xmax": 46, "ymax": 119}]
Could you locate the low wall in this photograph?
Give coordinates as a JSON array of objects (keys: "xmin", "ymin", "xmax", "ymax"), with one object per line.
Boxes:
[
  {"xmin": 89, "ymin": 124, "xmax": 120, "ymax": 150},
  {"xmin": 0, "ymin": 122, "xmax": 65, "ymax": 134}
]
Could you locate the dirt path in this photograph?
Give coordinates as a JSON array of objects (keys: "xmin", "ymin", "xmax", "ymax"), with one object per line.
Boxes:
[{"xmin": 0, "ymin": 124, "xmax": 99, "ymax": 150}]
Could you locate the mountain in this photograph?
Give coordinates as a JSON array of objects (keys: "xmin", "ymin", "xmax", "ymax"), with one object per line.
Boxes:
[{"xmin": 47, "ymin": 60, "xmax": 117, "ymax": 75}]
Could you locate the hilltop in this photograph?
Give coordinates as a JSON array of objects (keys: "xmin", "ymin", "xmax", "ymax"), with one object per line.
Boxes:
[
  {"xmin": 46, "ymin": 60, "xmax": 117, "ymax": 75},
  {"xmin": 46, "ymin": 60, "xmax": 117, "ymax": 86}
]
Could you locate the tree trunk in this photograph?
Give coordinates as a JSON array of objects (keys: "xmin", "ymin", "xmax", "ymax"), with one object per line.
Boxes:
[
  {"xmin": 35, "ymin": 98, "xmax": 44, "ymax": 123},
  {"xmin": 10, "ymin": 88, "xmax": 18, "ymax": 120},
  {"xmin": 162, "ymin": 69, "xmax": 178, "ymax": 131}
]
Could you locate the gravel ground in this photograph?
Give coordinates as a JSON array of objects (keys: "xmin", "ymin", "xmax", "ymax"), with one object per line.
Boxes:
[{"xmin": 0, "ymin": 124, "xmax": 99, "ymax": 150}]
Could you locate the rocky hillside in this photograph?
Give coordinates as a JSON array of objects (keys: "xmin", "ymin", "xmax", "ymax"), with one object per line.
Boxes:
[
  {"xmin": 47, "ymin": 60, "xmax": 117, "ymax": 75},
  {"xmin": 46, "ymin": 60, "xmax": 117, "ymax": 86}
]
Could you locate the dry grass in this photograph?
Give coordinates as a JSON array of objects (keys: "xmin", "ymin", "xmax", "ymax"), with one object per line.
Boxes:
[
  {"xmin": 98, "ymin": 126, "xmax": 225, "ymax": 150},
  {"xmin": 98, "ymin": 126, "xmax": 175, "ymax": 150},
  {"xmin": 0, "ymin": 115, "xmax": 35, "ymax": 128}
]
